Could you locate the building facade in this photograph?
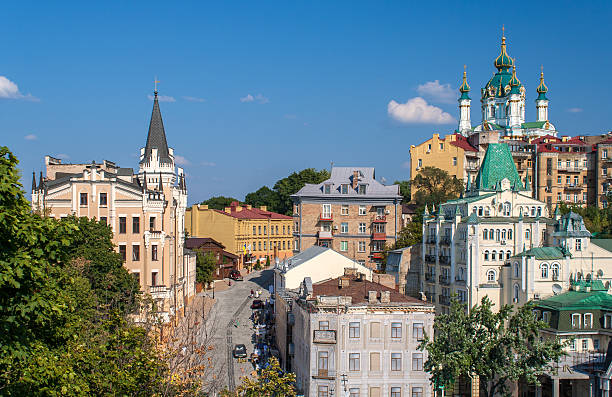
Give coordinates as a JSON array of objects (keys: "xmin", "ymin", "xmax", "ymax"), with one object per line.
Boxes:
[
  {"xmin": 31, "ymin": 91, "xmax": 193, "ymax": 317},
  {"xmin": 291, "ymin": 167, "xmax": 402, "ymax": 269},
  {"xmin": 184, "ymin": 237, "xmax": 239, "ymax": 280},
  {"xmin": 185, "ymin": 201, "xmax": 293, "ymax": 268},
  {"xmin": 285, "ymin": 272, "xmax": 434, "ymax": 397}
]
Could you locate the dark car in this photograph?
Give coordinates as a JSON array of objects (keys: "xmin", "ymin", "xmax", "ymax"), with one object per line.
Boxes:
[
  {"xmin": 233, "ymin": 344, "xmax": 247, "ymax": 358},
  {"xmin": 229, "ymin": 270, "xmax": 243, "ymax": 281},
  {"xmin": 251, "ymin": 299, "xmax": 263, "ymax": 310}
]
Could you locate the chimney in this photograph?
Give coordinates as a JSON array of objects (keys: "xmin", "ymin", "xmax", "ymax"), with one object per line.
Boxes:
[
  {"xmin": 368, "ymin": 290, "xmax": 378, "ymax": 304},
  {"xmin": 373, "ymin": 273, "xmax": 396, "ymax": 290},
  {"xmin": 338, "ymin": 277, "xmax": 350, "ymax": 288},
  {"xmin": 344, "ymin": 267, "xmax": 357, "ymax": 277},
  {"xmin": 380, "ymin": 291, "xmax": 391, "ymax": 304},
  {"xmin": 235, "ymin": 206, "xmax": 243, "ymax": 212},
  {"xmin": 260, "ymin": 205, "xmax": 267, "ymax": 211},
  {"xmin": 352, "ymin": 170, "xmax": 359, "ymax": 189},
  {"xmin": 246, "ymin": 204, "xmax": 252, "ymax": 210}
]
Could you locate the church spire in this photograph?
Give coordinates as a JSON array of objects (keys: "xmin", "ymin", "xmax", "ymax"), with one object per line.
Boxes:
[
  {"xmin": 537, "ymin": 66, "xmax": 548, "ymax": 100},
  {"xmin": 458, "ymin": 65, "xmax": 472, "ymax": 135},
  {"xmin": 32, "ymin": 171, "xmax": 37, "ymax": 192},
  {"xmin": 536, "ymin": 65, "xmax": 550, "ymax": 122},
  {"xmin": 494, "ymin": 26, "xmax": 514, "ymax": 72},
  {"xmin": 142, "ymin": 87, "xmax": 171, "ymax": 165},
  {"xmin": 459, "ymin": 65, "xmax": 470, "ymax": 99}
]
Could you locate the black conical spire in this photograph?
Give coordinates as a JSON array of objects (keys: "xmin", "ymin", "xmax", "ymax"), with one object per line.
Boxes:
[
  {"xmin": 38, "ymin": 171, "xmax": 43, "ymax": 190},
  {"xmin": 32, "ymin": 171, "xmax": 37, "ymax": 192},
  {"xmin": 158, "ymin": 171, "xmax": 163, "ymax": 191},
  {"xmin": 143, "ymin": 171, "xmax": 148, "ymax": 191},
  {"xmin": 142, "ymin": 90, "xmax": 171, "ymax": 164}
]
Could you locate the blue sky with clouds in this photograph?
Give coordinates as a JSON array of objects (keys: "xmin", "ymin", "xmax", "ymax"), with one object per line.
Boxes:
[{"xmin": 3, "ymin": 1, "xmax": 611, "ymax": 204}]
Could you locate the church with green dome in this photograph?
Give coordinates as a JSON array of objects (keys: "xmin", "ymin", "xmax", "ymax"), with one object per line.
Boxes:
[{"xmin": 457, "ymin": 29, "xmax": 556, "ymax": 138}]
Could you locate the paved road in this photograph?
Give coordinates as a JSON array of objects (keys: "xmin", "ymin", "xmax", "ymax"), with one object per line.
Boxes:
[{"xmin": 207, "ymin": 269, "xmax": 274, "ymax": 392}]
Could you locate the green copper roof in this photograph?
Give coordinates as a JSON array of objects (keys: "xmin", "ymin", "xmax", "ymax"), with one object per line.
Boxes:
[
  {"xmin": 513, "ymin": 246, "xmax": 568, "ymax": 260},
  {"xmin": 459, "ymin": 67, "xmax": 470, "ymax": 100},
  {"xmin": 553, "ymin": 211, "xmax": 592, "ymax": 238},
  {"xmin": 494, "ymin": 36, "xmax": 514, "ymax": 72},
  {"xmin": 444, "ymin": 192, "xmax": 496, "ymax": 205},
  {"xmin": 474, "ymin": 143, "xmax": 527, "ymax": 191},
  {"xmin": 591, "ymin": 239, "xmax": 612, "ymax": 253},
  {"xmin": 536, "ymin": 282, "xmax": 612, "ymax": 311},
  {"xmin": 521, "ymin": 121, "xmax": 547, "ymax": 129}
]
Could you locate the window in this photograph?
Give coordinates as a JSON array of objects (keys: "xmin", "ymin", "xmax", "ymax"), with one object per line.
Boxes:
[
  {"xmin": 483, "ymin": 229, "xmax": 488, "ymax": 240},
  {"xmin": 489, "ymin": 229, "xmax": 494, "ymax": 239},
  {"xmin": 418, "ymin": 159, "xmax": 422, "ymax": 168},
  {"xmin": 358, "ymin": 184, "xmax": 367, "ymax": 194},
  {"xmin": 594, "ymin": 339, "xmax": 600, "ymax": 351},
  {"xmin": 391, "ymin": 353, "xmax": 402, "ymax": 371},
  {"xmin": 152, "ymin": 245, "xmax": 158, "ymax": 261},
  {"xmin": 369, "ymin": 352, "xmax": 381, "ymax": 371},
  {"xmin": 359, "ymin": 205, "xmax": 366, "ymax": 215},
  {"xmin": 487, "ymin": 269, "xmax": 496, "ymax": 282},
  {"xmin": 569, "ymin": 339, "xmax": 576, "ymax": 351},
  {"xmin": 391, "ymin": 322, "xmax": 402, "ymax": 338},
  {"xmin": 119, "ymin": 245, "xmax": 126, "ymax": 262},
  {"xmin": 413, "ymin": 322, "xmax": 424, "ymax": 341},
  {"xmin": 318, "ymin": 351, "xmax": 328, "ymax": 370},
  {"xmin": 340, "ymin": 241, "xmax": 348, "ymax": 251},
  {"xmin": 411, "ymin": 387, "xmax": 423, "ymax": 397},
  {"xmin": 525, "ymin": 229, "xmax": 530, "ymax": 239},
  {"xmin": 513, "ymin": 284, "xmax": 519, "ymax": 301},
  {"xmin": 132, "ymin": 217, "xmax": 140, "ymax": 233},
  {"xmin": 495, "ymin": 229, "xmax": 501, "ymax": 241},
  {"xmin": 149, "ymin": 217, "xmax": 156, "ymax": 231},
  {"xmin": 478, "ymin": 206, "xmax": 483, "ymax": 216},
  {"xmin": 582, "ymin": 339, "xmax": 588, "ymax": 350},
  {"xmin": 341, "ymin": 184, "xmax": 349, "ymax": 194},
  {"xmin": 324, "ymin": 184, "xmax": 331, "ymax": 194},
  {"xmin": 557, "ymin": 175, "xmax": 562, "ymax": 184},
  {"xmin": 358, "ymin": 223, "xmax": 366, "ymax": 234},
  {"xmin": 119, "ymin": 217, "xmax": 126, "ymax": 233},
  {"xmin": 514, "ymin": 262, "xmax": 520, "ymax": 278},
  {"xmin": 318, "ymin": 386, "xmax": 329, "ymax": 397},
  {"xmin": 412, "ymin": 353, "xmax": 423, "ymax": 371},
  {"xmin": 508, "ymin": 229, "xmax": 513, "ymax": 239},
  {"xmin": 605, "ymin": 149, "xmax": 609, "ymax": 159},
  {"xmin": 263, "ymin": 226, "xmax": 267, "ymax": 235},
  {"xmin": 453, "ymin": 157, "xmax": 457, "ymax": 166},
  {"xmin": 358, "ymin": 241, "xmax": 366, "ymax": 252},
  {"xmin": 100, "ymin": 216, "xmax": 107, "ymax": 224},
  {"xmin": 551, "ymin": 263, "xmax": 559, "ymax": 280},
  {"xmin": 503, "ymin": 202, "xmax": 510, "ymax": 216},
  {"xmin": 283, "ymin": 241, "xmax": 286, "ymax": 250},
  {"xmin": 349, "ymin": 322, "xmax": 360, "ymax": 338},
  {"xmin": 132, "ymin": 245, "xmax": 140, "ymax": 261},
  {"xmin": 341, "ymin": 205, "xmax": 349, "ymax": 215},
  {"xmin": 572, "ymin": 313, "xmax": 581, "ymax": 328},
  {"xmin": 253, "ymin": 226, "xmax": 256, "ymax": 235},
  {"xmin": 319, "ymin": 321, "xmax": 329, "ymax": 330},
  {"xmin": 576, "ymin": 239, "xmax": 582, "ymax": 251},
  {"xmin": 491, "ymin": 250, "xmax": 496, "ymax": 261},
  {"xmin": 484, "ymin": 250, "xmax": 489, "ymax": 261},
  {"xmin": 99, "ymin": 192, "xmax": 107, "ymax": 206},
  {"xmin": 263, "ymin": 241, "xmax": 267, "ymax": 250},
  {"xmin": 151, "ymin": 271, "xmax": 158, "ymax": 286},
  {"xmin": 584, "ymin": 313, "xmax": 593, "ymax": 328},
  {"xmin": 427, "ymin": 144, "xmax": 432, "ymax": 151},
  {"xmin": 349, "ymin": 388, "xmax": 360, "ymax": 397},
  {"xmin": 543, "ymin": 311, "xmax": 550, "ymax": 324},
  {"xmin": 370, "ymin": 322, "xmax": 381, "ymax": 338},
  {"xmin": 390, "ymin": 387, "xmax": 401, "ymax": 397},
  {"xmin": 583, "ymin": 192, "xmax": 588, "ymax": 202},
  {"xmin": 541, "ymin": 264, "xmax": 549, "ymax": 279},
  {"xmin": 349, "ymin": 353, "xmax": 360, "ymax": 371},
  {"xmin": 440, "ymin": 143, "xmax": 444, "ymax": 150},
  {"xmin": 341, "ymin": 222, "xmax": 348, "ymax": 233},
  {"xmin": 506, "ymin": 250, "xmax": 512, "ymax": 260},
  {"xmin": 80, "ymin": 192, "xmax": 88, "ymax": 206},
  {"xmin": 606, "ymin": 314, "xmax": 612, "ymax": 329}
]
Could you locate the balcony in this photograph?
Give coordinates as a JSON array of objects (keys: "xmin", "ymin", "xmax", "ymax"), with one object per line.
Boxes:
[
  {"xmin": 455, "ymin": 277, "xmax": 466, "ymax": 285},
  {"xmin": 371, "ymin": 233, "xmax": 387, "ymax": 241},
  {"xmin": 318, "ymin": 231, "xmax": 333, "ymax": 240},
  {"xmin": 313, "ymin": 330, "xmax": 337, "ymax": 344},
  {"xmin": 319, "ymin": 213, "xmax": 333, "ymax": 221},
  {"xmin": 426, "ymin": 236, "xmax": 437, "ymax": 244},
  {"xmin": 439, "ymin": 295, "xmax": 451, "ymax": 306},
  {"xmin": 372, "ymin": 214, "xmax": 387, "ymax": 223},
  {"xmin": 439, "ymin": 275, "xmax": 451, "ymax": 286},
  {"xmin": 465, "ymin": 163, "xmax": 479, "ymax": 172},
  {"xmin": 426, "ymin": 292, "xmax": 436, "ymax": 302},
  {"xmin": 312, "ymin": 369, "xmax": 336, "ymax": 380},
  {"xmin": 425, "ymin": 273, "xmax": 436, "ymax": 282},
  {"xmin": 439, "ymin": 255, "xmax": 450, "ymax": 265},
  {"xmin": 149, "ymin": 285, "xmax": 169, "ymax": 298},
  {"xmin": 425, "ymin": 254, "xmax": 436, "ymax": 263},
  {"xmin": 440, "ymin": 236, "xmax": 451, "ymax": 245},
  {"xmin": 372, "ymin": 252, "xmax": 384, "ymax": 259},
  {"xmin": 557, "ymin": 164, "xmax": 585, "ymax": 173},
  {"xmin": 564, "ymin": 183, "xmax": 584, "ymax": 191}
]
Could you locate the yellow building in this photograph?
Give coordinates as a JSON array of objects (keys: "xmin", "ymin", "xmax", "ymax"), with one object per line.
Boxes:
[{"xmin": 186, "ymin": 201, "xmax": 293, "ymax": 269}]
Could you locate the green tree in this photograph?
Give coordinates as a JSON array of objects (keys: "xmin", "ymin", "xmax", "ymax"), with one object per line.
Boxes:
[
  {"xmin": 265, "ymin": 256, "xmax": 271, "ymax": 267},
  {"xmin": 394, "ymin": 180, "xmax": 411, "ymax": 203},
  {"xmin": 558, "ymin": 202, "xmax": 612, "ymax": 237},
  {"xmin": 196, "ymin": 250, "xmax": 217, "ymax": 285},
  {"xmin": 234, "ymin": 357, "xmax": 296, "ymax": 396},
  {"xmin": 412, "ymin": 166, "xmax": 463, "ymax": 206},
  {"xmin": 245, "ymin": 186, "xmax": 280, "ymax": 210},
  {"xmin": 272, "ymin": 168, "xmax": 330, "ymax": 215},
  {"xmin": 419, "ymin": 297, "xmax": 565, "ymax": 397},
  {"xmin": 200, "ymin": 196, "xmax": 240, "ymax": 210}
]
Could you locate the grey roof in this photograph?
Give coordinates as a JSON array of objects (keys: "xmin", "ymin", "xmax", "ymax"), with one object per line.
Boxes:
[
  {"xmin": 142, "ymin": 92, "xmax": 172, "ymax": 164},
  {"xmin": 292, "ymin": 166, "xmax": 400, "ymax": 198},
  {"xmin": 553, "ymin": 211, "xmax": 592, "ymax": 238},
  {"xmin": 117, "ymin": 167, "xmax": 134, "ymax": 176},
  {"xmin": 279, "ymin": 245, "xmax": 329, "ymax": 271}
]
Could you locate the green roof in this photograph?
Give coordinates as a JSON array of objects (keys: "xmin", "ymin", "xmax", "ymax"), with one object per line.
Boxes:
[
  {"xmin": 537, "ymin": 282, "xmax": 612, "ymax": 311},
  {"xmin": 474, "ymin": 143, "xmax": 527, "ymax": 192},
  {"xmin": 513, "ymin": 246, "xmax": 568, "ymax": 260},
  {"xmin": 521, "ymin": 121, "xmax": 547, "ymax": 129},
  {"xmin": 591, "ymin": 239, "xmax": 612, "ymax": 253},
  {"xmin": 444, "ymin": 192, "xmax": 496, "ymax": 205}
]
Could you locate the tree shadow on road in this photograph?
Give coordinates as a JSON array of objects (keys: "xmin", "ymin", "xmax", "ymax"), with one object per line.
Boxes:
[{"xmin": 248, "ymin": 269, "xmax": 274, "ymax": 289}]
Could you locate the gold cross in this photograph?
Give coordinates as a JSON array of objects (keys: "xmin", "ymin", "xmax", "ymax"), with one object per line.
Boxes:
[
  {"xmin": 154, "ymin": 77, "xmax": 160, "ymax": 92},
  {"xmin": 502, "ymin": 24, "xmax": 505, "ymax": 37}
]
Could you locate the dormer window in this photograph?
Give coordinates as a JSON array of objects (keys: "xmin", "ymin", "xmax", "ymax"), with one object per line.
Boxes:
[
  {"xmin": 341, "ymin": 184, "xmax": 349, "ymax": 194},
  {"xmin": 358, "ymin": 184, "xmax": 367, "ymax": 195},
  {"xmin": 324, "ymin": 184, "xmax": 331, "ymax": 194},
  {"xmin": 576, "ymin": 239, "xmax": 582, "ymax": 251}
]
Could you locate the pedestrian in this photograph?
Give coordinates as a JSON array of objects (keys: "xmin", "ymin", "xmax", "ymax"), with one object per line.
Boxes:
[{"xmin": 250, "ymin": 289, "xmax": 254, "ymax": 297}]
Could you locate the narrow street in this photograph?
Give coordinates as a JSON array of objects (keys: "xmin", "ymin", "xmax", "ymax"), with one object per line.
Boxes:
[{"xmin": 206, "ymin": 268, "xmax": 274, "ymax": 392}]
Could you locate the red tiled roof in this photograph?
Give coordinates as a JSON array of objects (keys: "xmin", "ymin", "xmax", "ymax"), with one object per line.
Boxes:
[
  {"xmin": 185, "ymin": 237, "xmax": 225, "ymax": 250},
  {"xmin": 214, "ymin": 204, "xmax": 292, "ymax": 220},
  {"xmin": 312, "ymin": 276, "xmax": 424, "ymax": 305},
  {"xmin": 532, "ymin": 135, "xmax": 560, "ymax": 145},
  {"xmin": 449, "ymin": 133, "xmax": 478, "ymax": 152},
  {"xmin": 537, "ymin": 143, "xmax": 559, "ymax": 153}
]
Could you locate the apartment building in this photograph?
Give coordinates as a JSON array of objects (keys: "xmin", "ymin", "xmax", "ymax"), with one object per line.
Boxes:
[
  {"xmin": 283, "ymin": 271, "xmax": 434, "ymax": 397},
  {"xmin": 184, "ymin": 237, "xmax": 239, "ymax": 280},
  {"xmin": 185, "ymin": 201, "xmax": 293, "ymax": 268},
  {"xmin": 31, "ymin": 91, "xmax": 194, "ymax": 318},
  {"xmin": 291, "ymin": 167, "xmax": 402, "ymax": 269}
]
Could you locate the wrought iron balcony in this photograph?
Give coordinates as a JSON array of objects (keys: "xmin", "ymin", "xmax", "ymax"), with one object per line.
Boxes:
[
  {"xmin": 312, "ymin": 369, "xmax": 336, "ymax": 380},
  {"xmin": 319, "ymin": 213, "xmax": 333, "ymax": 221},
  {"xmin": 440, "ymin": 236, "xmax": 451, "ymax": 245},
  {"xmin": 313, "ymin": 330, "xmax": 337, "ymax": 344},
  {"xmin": 564, "ymin": 183, "xmax": 584, "ymax": 190},
  {"xmin": 426, "ymin": 236, "xmax": 437, "ymax": 244},
  {"xmin": 425, "ymin": 273, "xmax": 436, "ymax": 282},
  {"xmin": 439, "ymin": 275, "xmax": 451, "ymax": 285},
  {"xmin": 455, "ymin": 277, "xmax": 466, "ymax": 285},
  {"xmin": 439, "ymin": 255, "xmax": 450, "ymax": 265},
  {"xmin": 372, "ymin": 215, "xmax": 387, "ymax": 223},
  {"xmin": 425, "ymin": 254, "xmax": 436, "ymax": 263}
]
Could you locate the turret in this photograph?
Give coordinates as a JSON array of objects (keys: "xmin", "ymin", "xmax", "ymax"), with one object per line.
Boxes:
[
  {"xmin": 536, "ymin": 66, "xmax": 549, "ymax": 122},
  {"xmin": 508, "ymin": 64, "xmax": 523, "ymax": 133},
  {"xmin": 458, "ymin": 65, "xmax": 471, "ymax": 135}
]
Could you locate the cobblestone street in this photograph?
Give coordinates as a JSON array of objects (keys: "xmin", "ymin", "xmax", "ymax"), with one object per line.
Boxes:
[{"xmin": 206, "ymin": 268, "xmax": 274, "ymax": 392}]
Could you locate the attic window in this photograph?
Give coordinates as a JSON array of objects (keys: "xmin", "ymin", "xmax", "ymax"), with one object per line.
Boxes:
[
  {"xmin": 358, "ymin": 184, "xmax": 367, "ymax": 195},
  {"xmin": 324, "ymin": 184, "xmax": 331, "ymax": 194},
  {"xmin": 576, "ymin": 239, "xmax": 582, "ymax": 251},
  {"xmin": 341, "ymin": 184, "xmax": 349, "ymax": 194}
]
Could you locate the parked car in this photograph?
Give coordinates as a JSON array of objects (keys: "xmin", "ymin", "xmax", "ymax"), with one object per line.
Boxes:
[
  {"xmin": 233, "ymin": 344, "xmax": 247, "ymax": 358},
  {"xmin": 229, "ymin": 270, "xmax": 243, "ymax": 281},
  {"xmin": 251, "ymin": 299, "xmax": 263, "ymax": 310}
]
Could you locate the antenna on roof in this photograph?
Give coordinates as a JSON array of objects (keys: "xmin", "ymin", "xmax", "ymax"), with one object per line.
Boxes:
[{"xmin": 330, "ymin": 161, "xmax": 334, "ymax": 172}]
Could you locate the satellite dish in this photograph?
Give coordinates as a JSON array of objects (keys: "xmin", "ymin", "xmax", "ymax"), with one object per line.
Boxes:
[
  {"xmin": 381, "ymin": 177, "xmax": 387, "ymax": 184},
  {"xmin": 552, "ymin": 284, "xmax": 562, "ymax": 295}
]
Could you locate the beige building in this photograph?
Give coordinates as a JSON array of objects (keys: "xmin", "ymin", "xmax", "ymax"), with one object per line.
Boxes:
[
  {"xmin": 291, "ymin": 167, "xmax": 402, "ymax": 270},
  {"xmin": 280, "ymin": 272, "xmax": 435, "ymax": 397},
  {"xmin": 32, "ymin": 91, "xmax": 194, "ymax": 318},
  {"xmin": 186, "ymin": 201, "xmax": 293, "ymax": 269}
]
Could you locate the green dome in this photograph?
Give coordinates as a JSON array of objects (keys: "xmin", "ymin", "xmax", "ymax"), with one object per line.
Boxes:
[
  {"xmin": 494, "ymin": 36, "xmax": 514, "ymax": 71},
  {"xmin": 459, "ymin": 66, "xmax": 471, "ymax": 100},
  {"xmin": 509, "ymin": 65, "xmax": 521, "ymax": 94},
  {"xmin": 536, "ymin": 68, "xmax": 548, "ymax": 100}
]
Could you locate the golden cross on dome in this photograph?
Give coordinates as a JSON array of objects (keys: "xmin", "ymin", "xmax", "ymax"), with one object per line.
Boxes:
[
  {"xmin": 502, "ymin": 24, "xmax": 505, "ymax": 37},
  {"xmin": 154, "ymin": 77, "xmax": 160, "ymax": 93}
]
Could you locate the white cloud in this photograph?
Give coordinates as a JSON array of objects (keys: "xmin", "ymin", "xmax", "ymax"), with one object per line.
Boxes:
[
  {"xmin": 148, "ymin": 94, "xmax": 176, "ymax": 102},
  {"xmin": 240, "ymin": 93, "xmax": 269, "ymax": 104},
  {"xmin": 0, "ymin": 76, "xmax": 38, "ymax": 101},
  {"xmin": 24, "ymin": 134, "xmax": 37, "ymax": 141},
  {"xmin": 56, "ymin": 153, "xmax": 70, "ymax": 160},
  {"xmin": 387, "ymin": 97, "xmax": 455, "ymax": 124},
  {"xmin": 200, "ymin": 161, "xmax": 216, "ymax": 167},
  {"xmin": 417, "ymin": 80, "xmax": 456, "ymax": 104},
  {"xmin": 183, "ymin": 96, "xmax": 205, "ymax": 102},
  {"xmin": 401, "ymin": 161, "xmax": 410, "ymax": 169},
  {"xmin": 567, "ymin": 107, "xmax": 583, "ymax": 113},
  {"xmin": 174, "ymin": 155, "xmax": 190, "ymax": 166}
]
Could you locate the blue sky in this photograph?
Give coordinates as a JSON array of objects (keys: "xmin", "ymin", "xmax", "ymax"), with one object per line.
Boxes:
[{"xmin": 3, "ymin": 1, "xmax": 611, "ymax": 205}]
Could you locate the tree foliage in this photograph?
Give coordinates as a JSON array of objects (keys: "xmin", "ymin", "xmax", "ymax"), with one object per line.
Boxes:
[
  {"xmin": 200, "ymin": 196, "xmax": 241, "ymax": 210},
  {"xmin": 558, "ymin": 202, "xmax": 612, "ymax": 237},
  {"xmin": 244, "ymin": 186, "xmax": 280, "ymax": 211},
  {"xmin": 394, "ymin": 180, "xmax": 411, "ymax": 203},
  {"xmin": 233, "ymin": 357, "xmax": 296, "ymax": 397},
  {"xmin": 412, "ymin": 166, "xmax": 463, "ymax": 206},
  {"xmin": 419, "ymin": 297, "xmax": 565, "ymax": 397},
  {"xmin": 196, "ymin": 250, "xmax": 217, "ymax": 284}
]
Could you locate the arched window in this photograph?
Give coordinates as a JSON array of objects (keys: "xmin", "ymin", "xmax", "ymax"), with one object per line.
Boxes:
[
  {"xmin": 483, "ymin": 229, "xmax": 488, "ymax": 240},
  {"xmin": 491, "ymin": 250, "xmax": 497, "ymax": 261},
  {"xmin": 490, "ymin": 105, "xmax": 495, "ymax": 118},
  {"xmin": 514, "ymin": 262, "xmax": 520, "ymax": 278},
  {"xmin": 501, "ymin": 230, "xmax": 507, "ymax": 240},
  {"xmin": 503, "ymin": 202, "xmax": 511, "ymax": 216},
  {"xmin": 531, "ymin": 206, "xmax": 536, "ymax": 217},
  {"xmin": 537, "ymin": 207, "xmax": 542, "ymax": 217},
  {"xmin": 514, "ymin": 284, "xmax": 520, "ymax": 301},
  {"xmin": 472, "ymin": 206, "xmax": 477, "ymax": 214},
  {"xmin": 508, "ymin": 229, "xmax": 513, "ymax": 240},
  {"xmin": 526, "ymin": 229, "xmax": 530, "ymax": 239},
  {"xmin": 478, "ymin": 206, "xmax": 483, "ymax": 216},
  {"xmin": 484, "ymin": 250, "xmax": 490, "ymax": 261},
  {"xmin": 496, "ymin": 229, "xmax": 501, "ymax": 241},
  {"xmin": 551, "ymin": 263, "xmax": 560, "ymax": 280},
  {"xmin": 541, "ymin": 263, "xmax": 549, "ymax": 279},
  {"xmin": 489, "ymin": 229, "xmax": 494, "ymax": 240},
  {"xmin": 506, "ymin": 250, "xmax": 512, "ymax": 260},
  {"xmin": 487, "ymin": 269, "xmax": 496, "ymax": 282},
  {"xmin": 484, "ymin": 207, "xmax": 491, "ymax": 216}
]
